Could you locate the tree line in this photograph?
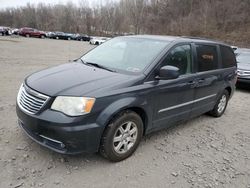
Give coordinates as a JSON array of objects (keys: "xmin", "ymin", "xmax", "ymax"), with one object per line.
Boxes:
[{"xmin": 0, "ymin": 0, "xmax": 250, "ymax": 46}]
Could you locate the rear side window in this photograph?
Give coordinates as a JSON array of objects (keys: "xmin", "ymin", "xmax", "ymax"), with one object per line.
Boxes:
[
  {"xmin": 196, "ymin": 44, "xmax": 218, "ymax": 72},
  {"xmin": 220, "ymin": 46, "xmax": 236, "ymax": 68}
]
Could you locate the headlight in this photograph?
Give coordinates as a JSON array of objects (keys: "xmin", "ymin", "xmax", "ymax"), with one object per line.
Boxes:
[{"xmin": 51, "ymin": 96, "xmax": 95, "ymax": 116}]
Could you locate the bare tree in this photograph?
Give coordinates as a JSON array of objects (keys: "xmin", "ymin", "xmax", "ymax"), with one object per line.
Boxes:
[{"xmin": 0, "ymin": 0, "xmax": 249, "ymax": 46}]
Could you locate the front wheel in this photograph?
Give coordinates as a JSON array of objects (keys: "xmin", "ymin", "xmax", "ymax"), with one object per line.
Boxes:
[
  {"xmin": 100, "ymin": 111, "xmax": 143, "ymax": 162},
  {"xmin": 209, "ymin": 90, "xmax": 229, "ymax": 117}
]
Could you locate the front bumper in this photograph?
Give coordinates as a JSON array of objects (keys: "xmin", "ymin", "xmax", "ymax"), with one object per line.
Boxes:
[
  {"xmin": 237, "ymin": 77, "xmax": 250, "ymax": 84},
  {"xmin": 16, "ymin": 104, "xmax": 104, "ymax": 154}
]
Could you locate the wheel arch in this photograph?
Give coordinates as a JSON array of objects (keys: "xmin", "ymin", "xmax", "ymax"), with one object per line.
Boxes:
[
  {"xmin": 106, "ymin": 107, "xmax": 148, "ymax": 136},
  {"xmin": 96, "ymin": 98, "xmax": 150, "ymax": 136},
  {"xmin": 225, "ymin": 86, "xmax": 232, "ymax": 97}
]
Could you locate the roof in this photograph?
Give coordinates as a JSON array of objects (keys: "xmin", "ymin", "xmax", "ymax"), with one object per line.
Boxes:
[{"xmin": 125, "ymin": 35, "xmax": 226, "ymax": 45}]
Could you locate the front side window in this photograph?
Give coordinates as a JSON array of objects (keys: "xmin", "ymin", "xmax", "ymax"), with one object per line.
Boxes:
[
  {"xmin": 196, "ymin": 44, "xmax": 218, "ymax": 72},
  {"xmin": 81, "ymin": 37, "xmax": 169, "ymax": 73},
  {"xmin": 162, "ymin": 44, "xmax": 192, "ymax": 75}
]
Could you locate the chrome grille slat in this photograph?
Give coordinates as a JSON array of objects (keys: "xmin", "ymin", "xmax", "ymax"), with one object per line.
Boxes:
[
  {"xmin": 17, "ymin": 84, "xmax": 49, "ymax": 114},
  {"xmin": 19, "ymin": 98, "xmax": 40, "ymax": 110},
  {"xmin": 22, "ymin": 92, "xmax": 44, "ymax": 104},
  {"xmin": 19, "ymin": 101, "xmax": 37, "ymax": 112},
  {"xmin": 22, "ymin": 89, "xmax": 45, "ymax": 103},
  {"xmin": 20, "ymin": 95, "xmax": 43, "ymax": 107},
  {"xmin": 19, "ymin": 101, "xmax": 38, "ymax": 113}
]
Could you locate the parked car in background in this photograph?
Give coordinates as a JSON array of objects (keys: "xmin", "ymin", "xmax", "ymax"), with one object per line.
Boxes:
[
  {"xmin": 0, "ymin": 26, "xmax": 11, "ymax": 36},
  {"xmin": 51, "ymin": 32, "xmax": 73, "ymax": 40},
  {"xmin": 19, "ymin": 27, "xmax": 46, "ymax": 38},
  {"xmin": 236, "ymin": 49, "xmax": 250, "ymax": 85},
  {"xmin": 11, "ymin": 28, "xmax": 19, "ymax": 35},
  {"xmin": 89, "ymin": 37, "xmax": 110, "ymax": 45},
  {"xmin": 16, "ymin": 35, "xmax": 237, "ymax": 162},
  {"xmin": 75, "ymin": 34, "xmax": 91, "ymax": 41},
  {"xmin": 46, "ymin": 31, "xmax": 55, "ymax": 38}
]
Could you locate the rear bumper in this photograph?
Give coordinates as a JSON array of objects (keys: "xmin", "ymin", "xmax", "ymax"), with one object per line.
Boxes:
[{"xmin": 16, "ymin": 104, "xmax": 104, "ymax": 154}]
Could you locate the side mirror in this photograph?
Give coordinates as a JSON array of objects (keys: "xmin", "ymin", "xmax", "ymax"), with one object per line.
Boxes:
[{"xmin": 156, "ymin": 65, "xmax": 180, "ymax": 80}]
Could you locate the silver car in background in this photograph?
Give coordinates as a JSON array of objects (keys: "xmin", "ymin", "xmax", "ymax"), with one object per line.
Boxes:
[{"xmin": 236, "ymin": 48, "xmax": 250, "ymax": 85}]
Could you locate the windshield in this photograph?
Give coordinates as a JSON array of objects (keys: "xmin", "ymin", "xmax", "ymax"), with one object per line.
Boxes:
[
  {"xmin": 237, "ymin": 53, "xmax": 250, "ymax": 64},
  {"xmin": 81, "ymin": 37, "xmax": 169, "ymax": 73}
]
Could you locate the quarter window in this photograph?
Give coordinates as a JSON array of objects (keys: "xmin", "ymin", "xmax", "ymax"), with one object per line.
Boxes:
[
  {"xmin": 196, "ymin": 44, "xmax": 218, "ymax": 72},
  {"xmin": 220, "ymin": 46, "xmax": 236, "ymax": 68},
  {"xmin": 163, "ymin": 45, "xmax": 192, "ymax": 75}
]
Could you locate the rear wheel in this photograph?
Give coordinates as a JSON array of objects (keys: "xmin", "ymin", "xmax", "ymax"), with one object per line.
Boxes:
[
  {"xmin": 209, "ymin": 90, "xmax": 229, "ymax": 117},
  {"xmin": 100, "ymin": 111, "xmax": 143, "ymax": 162},
  {"xmin": 25, "ymin": 34, "xmax": 30, "ymax": 37}
]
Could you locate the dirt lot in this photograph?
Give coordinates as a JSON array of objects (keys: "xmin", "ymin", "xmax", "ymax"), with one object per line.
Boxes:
[{"xmin": 0, "ymin": 36, "xmax": 250, "ymax": 188}]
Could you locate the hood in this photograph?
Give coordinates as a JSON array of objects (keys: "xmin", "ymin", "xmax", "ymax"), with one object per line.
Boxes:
[
  {"xmin": 26, "ymin": 62, "xmax": 140, "ymax": 97},
  {"xmin": 237, "ymin": 62, "xmax": 250, "ymax": 70}
]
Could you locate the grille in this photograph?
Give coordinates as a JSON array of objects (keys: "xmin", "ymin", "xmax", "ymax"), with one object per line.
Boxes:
[
  {"xmin": 237, "ymin": 69, "xmax": 250, "ymax": 76},
  {"xmin": 17, "ymin": 84, "xmax": 49, "ymax": 114}
]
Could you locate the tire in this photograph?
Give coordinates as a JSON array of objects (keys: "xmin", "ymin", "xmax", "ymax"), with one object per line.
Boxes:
[
  {"xmin": 41, "ymin": 35, "xmax": 45, "ymax": 39},
  {"xmin": 56, "ymin": 36, "xmax": 59, "ymax": 40},
  {"xmin": 95, "ymin": 42, "xmax": 99, "ymax": 45},
  {"xmin": 68, "ymin": 37, "xmax": 71, "ymax": 40},
  {"xmin": 100, "ymin": 111, "xmax": 143, "ymax": 162},
  {"xmin": 209, "ymin": 90, "xmax": 229, "ymax": 117},
  {"xmin": 80, "ymin": 38, "xmax": 83, "ymax": 41},
  {"xmin": 26, "ymin": 34, "xmax": 30, "ymax": 37}
]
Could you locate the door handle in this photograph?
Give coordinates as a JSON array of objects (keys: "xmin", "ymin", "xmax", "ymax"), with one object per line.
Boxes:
[
  {"xmin": 187, "ymin": 81, "xmax": 196, "ymax": 88},
  {"xmin": 198, "ymin": 79, "xmax": 205, "ymax": 83},
  {"xmin": 187, "ymin": 81, "xmax": 196, "ymax": 85}
]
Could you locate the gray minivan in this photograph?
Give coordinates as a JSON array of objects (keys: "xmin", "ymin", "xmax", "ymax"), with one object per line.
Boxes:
[{"xmin": 16, "ymin": 35, "xmax": 237, "ymax": 161}]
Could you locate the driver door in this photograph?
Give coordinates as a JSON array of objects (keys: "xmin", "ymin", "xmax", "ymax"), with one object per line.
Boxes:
[{"xmin": 152, "ymin": 44, "xmax": 196, "ymax": 130}]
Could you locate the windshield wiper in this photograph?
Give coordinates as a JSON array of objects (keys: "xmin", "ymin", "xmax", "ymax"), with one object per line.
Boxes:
[{"xmin": 80, "ymin": 59, "xmax": 116, "ymax": 72}]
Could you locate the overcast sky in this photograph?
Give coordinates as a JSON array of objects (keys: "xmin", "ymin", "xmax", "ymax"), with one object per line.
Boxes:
[{"xmin": 0, "ymin": 0, "xmax": 106, "ymax": 9}]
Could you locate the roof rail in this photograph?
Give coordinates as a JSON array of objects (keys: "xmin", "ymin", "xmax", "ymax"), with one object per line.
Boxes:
[
  {"xmin": 181, "ymin": 36, "xmax": 212, "ymax": 40},
  {"xmin": 181, "ymin": 36, "xmax": 226, "ymax": 44}
]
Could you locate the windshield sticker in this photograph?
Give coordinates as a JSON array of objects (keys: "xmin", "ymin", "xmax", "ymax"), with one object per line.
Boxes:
[{"xmin": 126, "ymin": 67, "xmax": 141, "ymax": 72}]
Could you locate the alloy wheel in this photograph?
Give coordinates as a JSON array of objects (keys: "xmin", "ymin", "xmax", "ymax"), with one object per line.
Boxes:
[
  {"xmin": 113, "ymin": 121, "xmax": 138, "ymax": 154},
  {"xmin": 218, "ymin": 94, "xmax": 227, "ymax": 113}
]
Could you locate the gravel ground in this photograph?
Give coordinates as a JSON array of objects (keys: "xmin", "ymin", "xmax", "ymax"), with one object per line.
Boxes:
[{"xmin": 0, "ymin": 36, "xmax": 250, "ymax": 188}]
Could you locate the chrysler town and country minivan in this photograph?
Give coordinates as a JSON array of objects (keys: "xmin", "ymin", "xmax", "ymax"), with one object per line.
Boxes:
[{"xmin": 16, "ymin": 35, "xmax": 237, "ymax": 161}]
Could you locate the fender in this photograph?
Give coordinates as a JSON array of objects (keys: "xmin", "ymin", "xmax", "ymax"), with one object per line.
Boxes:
[{"xmin": 96, "ymin": 96, "xmax": 152, "ymax": 132}]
